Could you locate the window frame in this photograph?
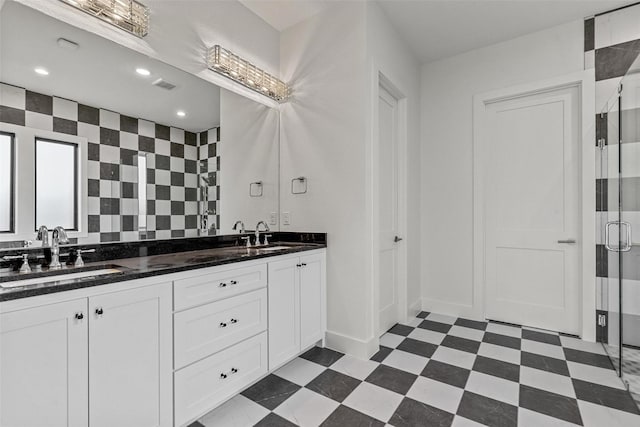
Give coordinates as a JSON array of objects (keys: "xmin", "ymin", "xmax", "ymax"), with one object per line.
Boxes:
[{"xmin": 0, "ymin": 131, "xmax": 15, "ymax": 233}]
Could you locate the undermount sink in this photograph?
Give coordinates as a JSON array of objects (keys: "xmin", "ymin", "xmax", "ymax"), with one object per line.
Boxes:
[
  {"xmin": 0, "ymin": 268, "xmax": 122, "ymax": 289},
  {"xmin": 256, "ymin": 246, "xmax": 291, "ymax": 252}
]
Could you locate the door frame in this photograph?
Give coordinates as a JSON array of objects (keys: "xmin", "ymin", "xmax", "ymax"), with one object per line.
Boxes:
[
  {"xmin": 372, "ymin": 71, "xmax": 409, "ymax": 336},
  {"xmin": 473, "ymin": 70, "xmax": 596, "ymax": 340}
]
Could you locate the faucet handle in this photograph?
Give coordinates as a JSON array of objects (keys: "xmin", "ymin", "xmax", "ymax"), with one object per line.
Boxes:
[
  {"xmin": 74, "ymin": 249, "xmax": 95, "ymax": 267},
  {"xmin": 240, "ymin": 236, "xmax": 252, "ymax": 248},
  {"xmin": 263, "ymin": 234, "xmax": 272, "ymax": 245},
  {"xmin": 19, "ymin": 254, "xmax": 31, "ymax": 274}
]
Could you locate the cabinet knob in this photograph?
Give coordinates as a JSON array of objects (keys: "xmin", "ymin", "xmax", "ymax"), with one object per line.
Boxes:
[
  {"xmin": 301, "ymin": 263, "xmax": 307, "ymax": 267},
  {"xmin": 296, "ymin": 263, "xmax": 302, "ymax": 268},
  {"xmin": 231, "ymin": 367, "xmax": 238, "ymax": 374},
  {"xmin": 220, "ymin": 373, "xmax": 227, "ymax": 379},
  {"xmin": 95, "ymin": 307, "xmax": 104, "ymax": 316},
  {"xmin": 230, "ymin": 318, "xmax": 238, "ymax": 324},
  {"xmin": 75, "ymin": 312, "xmax": 84, "ymax": 320},
  {"xmin": 230, "ymin": 280, "xmax": 238, "ymax": 285},
  {"xmin": 219, "ymin": 322, "xmax": 227, "ymax": 328},
  {"xmin": 219, "ymin": 282, "xmax": 227, "ymax": 288}
]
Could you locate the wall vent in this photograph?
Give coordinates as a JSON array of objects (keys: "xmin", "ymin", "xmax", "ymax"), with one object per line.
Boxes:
[{"xmin": 152, "ymin": 79, "xmax": 176, "ymax": 90}]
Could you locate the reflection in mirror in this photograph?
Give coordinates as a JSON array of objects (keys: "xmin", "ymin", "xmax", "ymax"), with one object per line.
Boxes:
[
  {"xmin": 137, "ymin": 153, "xmax": 147, "ymax": 233},
  {"xmin": 0, "ymin": 133, "xmax": 13, "ymax": 232}
]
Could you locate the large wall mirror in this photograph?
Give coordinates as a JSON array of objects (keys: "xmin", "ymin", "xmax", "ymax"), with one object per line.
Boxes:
[{"xmin": 0, "ymin": 1, "xmax": 280, "ymax": 245}]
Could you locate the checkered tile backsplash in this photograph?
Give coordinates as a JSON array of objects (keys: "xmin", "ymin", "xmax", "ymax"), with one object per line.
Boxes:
[{"xmin": 0, "ymin": 82, "xmax": 220, "ymax": 244}]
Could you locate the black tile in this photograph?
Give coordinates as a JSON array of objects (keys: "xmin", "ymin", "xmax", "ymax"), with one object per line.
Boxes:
[
  {"xmin": 522, "ymin": 329, "xmax": 561, "ymax": 346},
  {"xmin": 417, "ymin": 320, "xmax": 451, "ymax": 334},
  {"xmin": 25, "ymin": 90, "xmax": 52, "ymax": 115},
  {"xmin": 120, "ymin": 115, "xmax": 138, "ymax": 133},
  {"xmin": 100, "ymin": 162, "xmax": 119, "ymax": 181},
  {"xmin": 300, "ymin": 347, "xmax": 343, "ymax": 367},
  {"xmin": 306, "ymin": 369, "xmax": 361, "ymax": 403},
  {"xmin": 596, "ymin": 243, "xmax": 608, "ymax": 277},
  {"xmin": 596, "ymin": 112, "xmax": 608, "ymax": 146},
  {"xmin": 473, "ymin": 356, "xmax": 519, "ymax": 383},
  {"xmin": 0, "ymin": 105, "xmax": 25, "ymax": 126},
  {"xmin": 584, "ymin": 17, "xmax": 594, "ymax": 52},
  {"xmin": 156, "ymin": 185, "xmax": 170, "ymax": 200},
  {"xmin": 185, "ymin": 159, "xmax": 197, "ymax": 174},
  {"xmin": 521, "ymin": 352, "xmax": 569, "ymax": 376},
  {"xmin": 88, "ymin": 179, "xmax": 100, "ymax": 197},
  {"xmin": 122, "ymin": 182, "xmax": 135, "ymax": 199},
  {"xmin": 215, "ymin": 127, "xmax": 221, "ymax": 141},
  {"xmin": 147, "ymin": 168, "xmax": 155, "ymax": 184},
  {"xmin": 397, "ymin": 338, "xmax": 437, "ymax": 358},
  {"xmin": 255, "ymin": 413, "xmax": 297, "ymax": 427},
  {"xmin": 388, "ymin": 324, "xmax": 414, "ymax": 337},
  {"xmin": 199, "ymin": 159, "xmax": 208, "ymax": 174},
  {"xmin": 596, "ymin": 178, "xmax": 608, "ymax": 212},
  {"xmin": 389, "ymin": 397, "xmax": 454, "ymax": 427},
  {"xmin": 170, "ymin": 142, "xmax": 184, "ymax": 158},
  {"xmin": 454, "ymin": 318, "xmax": 487, "ymax": 331},
  {"xmin": 88, "ymin": 143, "xmax": 100, "ymax": 161},
  {"xmin": 171, "ymin": 171, "xmax": 184, "ymax": 186},
  {"xmin": 100, "ymin": 198, "xmax": 120, "ymax": 215},
  {"xmin": 156, "ymin": 154, "xmax": 170, "ymax": 170},
  {"xmin": 457, "ymin": 391, "xmax": 517, "ymax": 427},
  {"xmin": 572, "ymin": 378, "xmax": 640, "ymax": 414},
  {"xmin": 155, "ymin": 123, "xmax": 170, "ymax": 140},
  {"xmin": 483, "ymin": 332, "xmax": 521, "ymax": 350},
  {"xmin": 365, "ymin": 364, "xmax": 417, "ymax": 395},
  {"xmin": 122, "ymin": 215, "xmax": 135, "ymax": 232},
  {"xmin": 596, "ymin": 310, "xmax": 608, "ymax": 343},
  {"xmin": 120, "ymin": 148, "xmax": 137, "ymax": 166},
  {"xmin": 421, "ymin": 359, "xmax": 470, "ymax": 389},
  {"xmin": 520, "ymin": 384, "xmax": 582, "ymax": 425},
  {"xmin": 185, "ymin": 131, "xmax": 197, "ymax": 146},
  {"xmin": 88, "ymin": 214, "xmax": 100, "ymax": 233},
  {"xmin": 208, "ymin": 142, "xmax": 217, "ymax": 157},
  {"xmin": 100, "ymin": 127, "xmax": 120, "ymax": 147},
  {"xmin": 241, "ymin": 374, "xmax": 301, "ymax": 410},
  {"xmin": 100, "ymin": 232, "xmax": 120, "ymax": 242},
  {"xmin": 52, "ymin": 117, "xmax": 77, "ymax": 135},
  {"xmin": 185, "ymin": 187, "xmax": 197, "ymax": 201},
  {"xmin": 596, "ymin": 39, "xmax": 640, "ymax": 81},
  {"xmin": 563, "ymin": 348, "xmax": 613, "ymax": 369},
  {"xmin": 138, "ymin": 135, "xmax": 154, "ymax": 153},
  {"xmin": 370, "ymin": 346, "xmax": 392, "ymax": 363},
  {"xmin": 171, "ymin": 201, "xmax": 184, "ymax": 215},
  {"xmin": 187, "ymin": 422, "xmax": 205, "ymax": 427},
  {"xmin": 78, "ymin": 104, "xmax": 99, "ymax": 125},
  {"xmin": 171, "ymin": 230, "xmax": 185, "ymax": 238},
  {"xmin": 185, "ymin": 215, "xmax": 198, "ymax": 229},
  {"xmin": 321, "ymin": 405, "xmax": 384, "ymax": 427},
  {"xmin": 199, "ymin": 130, "xmax": 208, "ymax": 146},
  {"xmin": 416, "ymin": 311, "xmax": 430, "ymax": 319},
  {"xmin": 156, "ymin": 215, "xmax": 171, "ymax": 230},
  {"xmin": 441, "ymin": 335, "xmax": 480, "ymax": 354},
  {"xmin": 147, "ymin": 200, "xmax": 155, "ymax": 215}
]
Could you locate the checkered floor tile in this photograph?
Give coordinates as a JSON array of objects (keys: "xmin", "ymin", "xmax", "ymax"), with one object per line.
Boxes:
[{"xmin": 190, "ymin": 313, "xmax": 640, "ymax": 427}]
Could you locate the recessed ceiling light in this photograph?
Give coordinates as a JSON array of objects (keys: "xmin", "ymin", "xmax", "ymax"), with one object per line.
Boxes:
[
  {"xmin": 176, "ymin": 111, "xmax": 186, "ymax": 117},
  {"xmin": 136, "ymin": 68, "xmax": 151, "ymax": 76},
  {"xmin": 34, "ymin": 67, "xmax": 49, "ymax": 76}
]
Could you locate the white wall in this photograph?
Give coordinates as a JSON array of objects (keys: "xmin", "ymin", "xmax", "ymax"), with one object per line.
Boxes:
[{"xmin": 421, "ymin": 20, "xmax": 585, "ymax": 318}]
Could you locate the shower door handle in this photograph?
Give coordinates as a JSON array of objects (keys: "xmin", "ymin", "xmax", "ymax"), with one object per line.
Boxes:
[{"xmin": 605, "ymin": 221, "xmax": 633, "ymax": 252}]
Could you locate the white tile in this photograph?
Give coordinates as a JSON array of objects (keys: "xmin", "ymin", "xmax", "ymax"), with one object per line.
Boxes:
[
  {"xmin": 427, "ymin": 313, "xmax": 457, "ymax": 324},
  {"xmin": 330, "ymin": 354, "xmax": 378, "ymax": 381},
  {"xmin": 87, "ymin": 195, "xmax": 100, "ymax": 215},
  {"xmin": 171, "ymin": 216, "xmax": 185, "ymax": 230},
  {"xmin": 53, "ymin": 97, "xmax": 77, "ymax": 121},
  {"xmin": 25, "ymin": 111, "xmax": 52, "ymax": 131},
  {"xmin": 273, "ymin": 357, "xmax": 325, "ymax": 386},
  {"xmin": 156, "ymin": 230, "xmax": 171, "ymax": 239},
  {"xmin": 171, "ymin": 186, "xmax": 185, "ymax": 201},
  {"xmin": 199, "ymin": 394, "xmax": 269, "ymax": 427},
  {"xmin": 185, "ymin": 201, "xmax": 198, "ymax": 215},
  {"xmin": 407, "ymin": 376, "xmax": 463, "ymax": 413},
  {"xmin": 185, "ymin": 173, "xmax": 198, "ymax": 188},
  {"xmin": 170, "ymin": 127, "xmax": 185, "ymax": 143},
  {"xmin": 138, "ymin": 119, "xmax": 154, "ymax": 137},
  {"xmin": 567, "ymin": 361, "xmax": 626, "ymax": 390},
  {"xmin": 121, "ymin": 165, "xmax": 138, "ymax": 183},
  {"xmin": 77, "ymin": 122, "xmax": 100, "ymax": 143},
  {"xmin": 486, "ymin": 323, "xmax": 522, "ymax": 338},
  {"xmin": 343, "ymin": 382, "xmax": 403, "ymax": 423},
  {"xmin": 408, "ymin": 328, "xmax": 445, "ymax": 345},
  {"xmin": 121, "ymin": 231, "xmax": 139, "ymax": 242},
  {"xmin": 379, "ymin": 333, "xmax": 404, "ymax": 349},
  {"xmin": 120, "ymin": 132, "xmax": 138, "ymax": 150},
  {"xmin": 465, "ymin": 371, "xmax": 519, "ymax": 406},
  {"xmin": 584, "ymin": 50, "xmax": 595, "ymax": 70},
  {"xmin": 100, "ymin": 215, "xmax": 112, "ymax": 232},
  {"xmin": 121, "ymin": 199, "xmax": 137, "ymax": 216},
  {"xmin": 451, "ymin": 416, "xmax": 486, "ymax": 427},
  {"xmin": 578, "ymin": 400, "xmax": 640, "ymax": 427},
  {"xmin": 595, "ymin": 7, "xmax": 640, "ymax": 50},
  {"xmin": 170, "ymin": 157, "xmax": 185, "ymax": 173},
  {"xmin": 184, "ymin": 145, "xmax": 198, "ymax": 162},
  {"xmin": 155, "ymin": 139, "xmax": 170, "ymax": 156},
  {"xmin": 0, "ymin": 83, "xmax": 25, "ymax": 109},
  {"xmin": 381, "ymin": 349, "xmax": 428, "ymax": 375},
  {"xmin": 520, "ymin": 366, "xmax": 575, "ymax": 398},
  {"xmin": 448, "ymin": 325, "xmax": 485, "ymax": 342},
  {"xmin": 431, "ymin": 346, "xmax": 476, "ymax": 370},
  {"xmin": 522, "ymin": 339, "xmax": 565, "ymax": 360},
  {"xmin": 518, "ymin": 407, "xmax": 580, "ymax": 427},
  {"xmin": 596, "ymin": 77, "xmax": 622, "ymax": 114},
  {"xmin": 99, "ymin": 109, "xmax": 119, "ymax": 129},
  {"xmin": 273, "ymin": 388, "xmax": 339, "ymax": 427},
  {"xmin": 99, "ymin": 144, "xmax": 119, "ymax": 163},
  {"xmin": 155, "ymin": 200, "xmax": 171, "ymax": 216},
  {"xmin": 477, "ymin": 342, "xmax": 520, "ymax": 365},
  {"xmin": 156, "ymin": 170, "xmax": 170, "ymax": 185}
]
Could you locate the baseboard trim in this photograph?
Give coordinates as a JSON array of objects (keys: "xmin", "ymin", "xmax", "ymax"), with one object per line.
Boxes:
[
  {"xmin": 325, "ymin": 330, "xmax": 378, "ymax": 360},
  {"xmin": 422, "ymin": 297, "xmax": 482, "ymax": 321},
  {"xmin": 409, "ymin": 299, "xmax": 422, "ymax": 318}
]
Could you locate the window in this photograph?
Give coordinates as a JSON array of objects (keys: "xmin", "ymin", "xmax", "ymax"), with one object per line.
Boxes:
[
  {"xmin": 0, "ymin": 132, "xmax": 14, "ymax": 232},
  {"xmin": 35, "ymin": 138, "xmax": 78, "ymax": 230}
]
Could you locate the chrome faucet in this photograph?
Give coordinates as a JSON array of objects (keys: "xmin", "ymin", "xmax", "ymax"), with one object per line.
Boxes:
[
  {"xmin": 255, "ymin": 221, "xmax": 270, "ymax": 246},
  {"xmin": 233, "ymin": 220, "xmax": 245, "ymax": 234},
  {"xmin": 50, "ymin": 226, "xmax": 69, "ymax": 269},
  {"xmin": 36, "ymin": 225, "xmax": 49, "ymax": 247}
]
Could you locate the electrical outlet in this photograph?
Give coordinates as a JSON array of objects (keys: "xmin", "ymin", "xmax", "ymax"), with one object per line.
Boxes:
[
  {"xmin": 269, "ymin": 212, "xmax": 277, "ymax": 225},
  {"xmin": 282, "ymin": 212, "xmax": 290, "ymax": 226}
]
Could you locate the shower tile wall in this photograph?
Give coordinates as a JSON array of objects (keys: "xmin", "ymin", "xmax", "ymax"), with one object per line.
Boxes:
[
  {"xmin": 198, "ymin": 128, "xmax": 221, "ymax": 234},
  {"xmin": 0, "ymin": 82, "xmax": 218, "ymax": 243}
]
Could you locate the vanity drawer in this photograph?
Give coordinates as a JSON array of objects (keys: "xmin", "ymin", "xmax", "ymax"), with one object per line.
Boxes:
[
  {"xmin": 174, "ymin": 288, "xmax": 267, "ymax": 369},
  {"xmin": 174, "ymin": 263, "xmax": 267, "ymax": 310},
  {"xmin": 174, "ymin": 332, "xmax": 268, "ymax": 427}
]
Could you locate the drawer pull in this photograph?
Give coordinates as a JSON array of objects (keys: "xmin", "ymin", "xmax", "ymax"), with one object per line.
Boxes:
[
  {"xmin": 219, "ymin": 282, "xmax": 227, "ymax": 288},
  {"xmin": 230, "ymin": 280, "xmax": 238, "ymax": 285},
  {"xmin": 231, "ymin": 367, "xmax": 238, "ymax": 374},
  {"xmin": 220, "ymin": 373, "xmax": 227, "ymax": 379},
  {"xmin": 230, "ymin": 318, "xmax": 238, "ymax": 324},
  {"xmin": 75, "ymin": 312, "xmax": 84, "ymax": 320},
  {"xmin": 219, "ymin": 322, "xmax": 227, "ymax": 328}
]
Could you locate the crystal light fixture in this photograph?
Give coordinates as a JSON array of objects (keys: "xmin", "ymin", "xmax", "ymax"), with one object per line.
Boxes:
[
  {"xmin": 207, "ymin": 45, "xmax": 290, "ymax": 102},
  {"xmin": 59, "ymin": 0, "xmax": 150, "ymax": 38}
]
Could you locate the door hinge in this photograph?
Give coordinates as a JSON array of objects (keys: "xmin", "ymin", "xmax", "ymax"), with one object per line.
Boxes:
[
  {"xmin": 598, "ymin": 313, "xmax": 607, "ymax": 327},
  {"xmin": 597, "ymin": 138, "xmax": 606, "ymax": 150}
]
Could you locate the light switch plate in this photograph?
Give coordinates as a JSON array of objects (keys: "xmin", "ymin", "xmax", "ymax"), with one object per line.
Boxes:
[
  {"xmin": 269, "ymin": 212, "xmax": 277, "ymax": 225},
  {"xmin": 282, "ymin": 212, "xmax": 290, "ymax": 225}
]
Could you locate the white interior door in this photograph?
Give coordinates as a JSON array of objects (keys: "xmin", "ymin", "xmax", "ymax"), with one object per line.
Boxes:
[
  {"xmin": 378, "ymin": 86, "xmax": 400, "ymax": 335},
  {"xmin": 484, "ymin": 85, "xmax": 581, "ymax": 334}
]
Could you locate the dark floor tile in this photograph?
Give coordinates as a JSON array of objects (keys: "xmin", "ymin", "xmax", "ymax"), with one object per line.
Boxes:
[
  {"xmin": 454, "ymin": 318, "xmax": 488, "ymax": 331},
  {"xmin": 365, "ymin": 364, "xmax": 417, "ymax": 395},
  {"xmin": 255, "ymin": 413, "xmax": 298, "ymax": 427},
  {"xmin": 389, "ymin": 397, "xmax": 454, "ymax": 427},
  {"xmin": 418, "ymin": 319, "xmax": 452, "ymax": 334},
  {"xmin": 321, "ymin": 405, "xmax": 385, "ymax": 427},
  {"xmin": 563, "ymin": 347, "xmax": 613, "ymax": 369},
  {"xmin": 397, "ymin": 338, "xmax": 438, "ymax": 358},
  {"xmin": 483, "ymin": 332, "xmax": 521, "ymax": 350},
  {"xmin": 572, "ymin": 379, "xmax": 640, "ymax": 414},
  {"xmin": 300, "ymin": 346, "xmax": 344, "ymax": 367},
  {"xmin": 520, "ymin": 384, "xmax": 582, "ymax": 425},
  {"xmin": 441, "ymin": 335, "xmax": 481, "ymax": 354},
  {"xmin": 388, "ymin": 324, "xmax": 415, "ymax": 336},
  {"xmin": 521, "ymin": 352, "xmax": 569, "ymax": 376},
  {"xmin": 187, "ymin": 422, "xmax": 205, "ymax": 427},
  {"xmin": 241, "ymin": 374, "xmax": 301, "ymax": 410},
  {"xmin": 421, "ymin": 359, "xmax": 470, "ymax": 388},
  {"xmin": 306, "ymin": 369, "xmax": 361, "ymax": 403},
  {"xmin": 416, "ymin": 311, "xmax": 430, "ymax": 319},
  {"xmin": 472, "ymin": 356, "xmax": 519, "ymax": 382},
  {"xmin": 370, "ymin": 346, "xmax": 393, "ymax": 363},
  {"xmin": 456, "ymin": 391, "xmax": 518, "ymax": 427},
  {"xmin": 522, "ymin": 329, "xmax": 561, "ymax": 346}
]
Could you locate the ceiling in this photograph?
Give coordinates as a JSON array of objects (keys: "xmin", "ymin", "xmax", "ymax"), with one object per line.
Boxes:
[
  {"xmin": 239, "ymin": 0, "xmax": 327, "ymax": 31},
  {"xmin": 0, "ymin": 1, "xmax": 220, "ymax": 132}
]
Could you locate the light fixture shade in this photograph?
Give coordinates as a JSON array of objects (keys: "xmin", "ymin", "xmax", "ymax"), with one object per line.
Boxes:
[
  {"xmin": 207, "ymin": 45, "xmax": 290, "ymax": 102},
  {"xmin": 59, "ymin": 0, "xmax": 150, "ymax": 38}
]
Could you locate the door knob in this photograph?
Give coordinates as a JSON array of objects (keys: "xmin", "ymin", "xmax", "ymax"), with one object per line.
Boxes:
[{"xmin": 394, "ymin": 236, "xmax": 403, "ymax": 243}]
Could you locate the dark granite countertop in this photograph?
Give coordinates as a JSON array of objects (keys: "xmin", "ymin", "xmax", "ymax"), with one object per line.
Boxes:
[{"xmin": 0, "ymin": 242, "xmax": 325, "ymax": 302}]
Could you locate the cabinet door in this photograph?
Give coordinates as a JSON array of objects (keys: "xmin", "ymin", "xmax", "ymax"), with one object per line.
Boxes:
[
  {"xmin": 89, "ymin": 283, "xmax": 172, "ymax": 427},
  {"xmin": 268, "ymin": 257, "xmax": 300, "ymax": 370},
  {"xmin": 300, "ymin": 252, "xmax": 326, "ymax": 349},
  {"xmin": 0, "ymin": 299, "xmax": 88, "ymax": 427}
]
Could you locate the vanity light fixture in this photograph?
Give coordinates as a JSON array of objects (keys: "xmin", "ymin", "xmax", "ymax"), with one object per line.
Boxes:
[
  {"xmin": 34, "ymin": 67, "xmax": 49, "ymax": 76},
  {"xmin": 136, "ymin": 67, "xmax": 151, "ymax": 76},
  {"xmin": 59, "ymin": 0, "xmax": 150, "ymax": 38},
  {"xmin": 207, "ymin": 45, "xmax": 290, "ymax": 102}
]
